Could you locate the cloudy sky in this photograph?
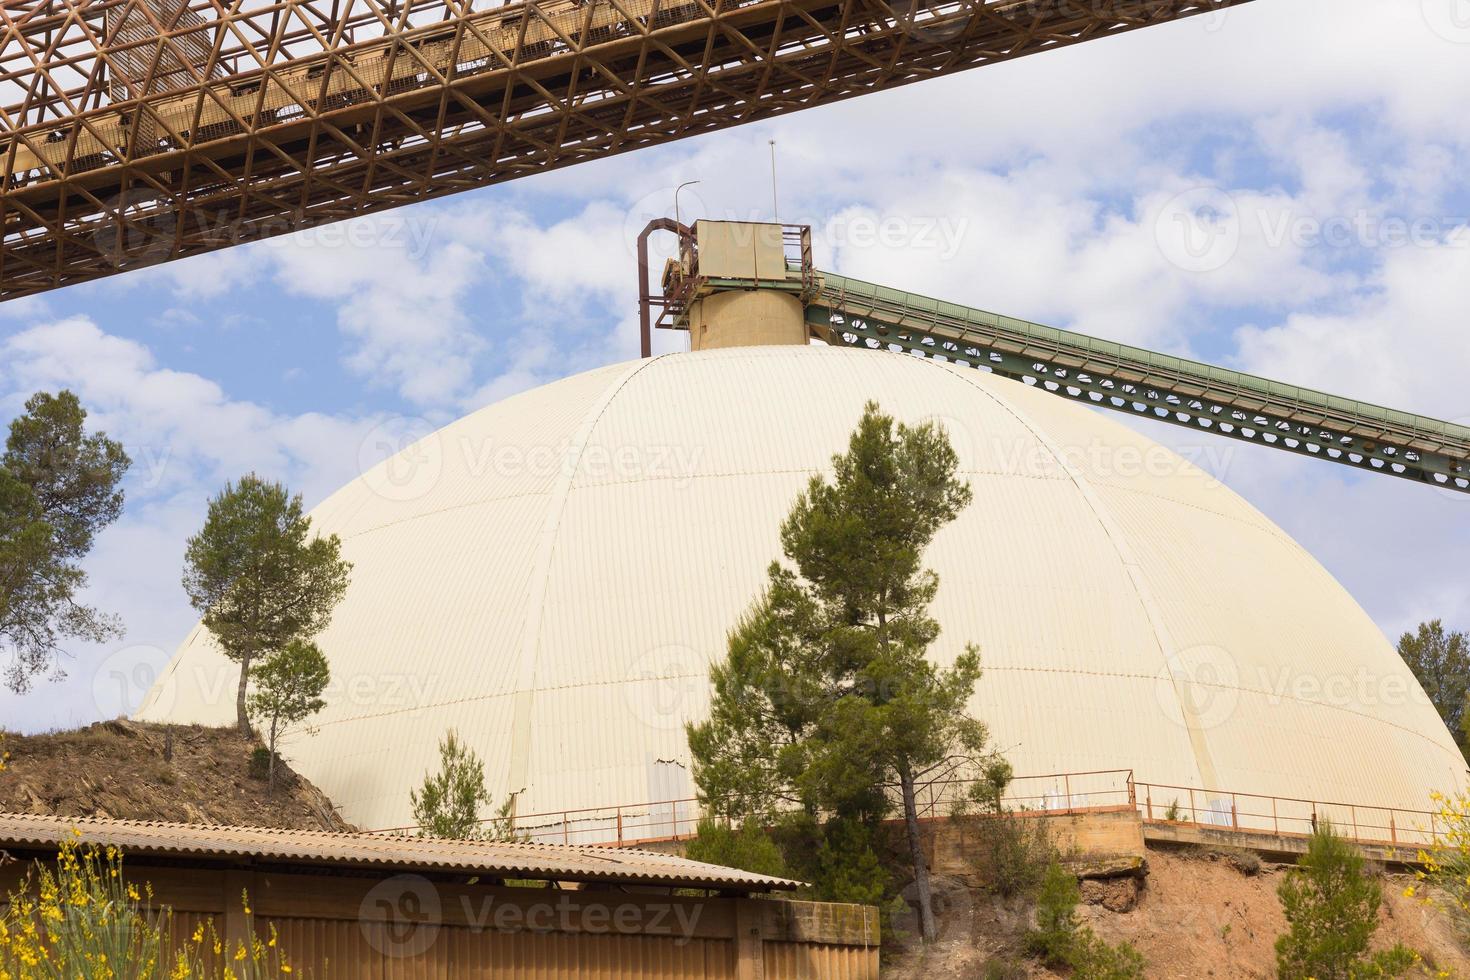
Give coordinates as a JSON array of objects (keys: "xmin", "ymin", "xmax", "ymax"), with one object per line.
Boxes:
[{"xmin": 2, "ymin": 0, "xmax": 1468, "ymax": 732}]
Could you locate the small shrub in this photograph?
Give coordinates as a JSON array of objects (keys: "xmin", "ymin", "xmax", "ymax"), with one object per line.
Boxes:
[
  {"xmin": 1276, "ymin": 821, "xmax": 1418, "ymax": 979},
  {"xmin": 248, "ymin": 745, "xmax": 273, "ymax": 780},
  {"xmin": 973, "ymin": 810, "xmax": 1055, "ymax": 897},
  {"xmin": 958, "ymin": 758, "xmax": 1055, "ymax": 897},
  {"xmin": 1221, "ymin": 845, "xmax": 1261, "ymax": 876},
  {"xmin": 1023, "ymin": 859, "xmax": 1145, "ymax": 979},
  {"xmin": 1024, "ymin": 859, "xmax": 1082, "ymax": 968},
  {"xmin": 685, "ymin": 816, "xmax": 788, "ymax": 880},
  {"xmin": 1164, "ymin": 798, "xmax": 1184, "ymax": 821},
  {"xmin": 980, "ymin": 955, "xmax": 1027, "ymax": 980}
]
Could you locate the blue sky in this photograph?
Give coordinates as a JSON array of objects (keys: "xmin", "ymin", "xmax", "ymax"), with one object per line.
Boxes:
[{"xmin": 4, "ymin": 0, "xmax": 1470, "ymax": 731}]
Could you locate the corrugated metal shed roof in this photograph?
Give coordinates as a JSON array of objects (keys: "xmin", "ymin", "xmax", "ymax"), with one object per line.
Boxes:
[{"xmin": 0, "ymin": 813, "xmax": 801, "ymax": 892}]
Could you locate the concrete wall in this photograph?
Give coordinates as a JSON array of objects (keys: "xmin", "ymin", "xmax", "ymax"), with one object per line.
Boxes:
[{"xmin": 927, "ymin": 808, "xmax": 1147, "ymax": 881}]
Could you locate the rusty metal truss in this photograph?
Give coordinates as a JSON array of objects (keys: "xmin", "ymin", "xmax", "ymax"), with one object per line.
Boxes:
[{"xmin": 1, "ymin": 0, "xmax": 1252, "ymax": 299}]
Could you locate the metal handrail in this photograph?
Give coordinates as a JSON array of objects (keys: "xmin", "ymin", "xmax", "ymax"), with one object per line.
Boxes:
[{"xmin": 367, "ymin": 769, "xmax": 1449, "ymax": 852}]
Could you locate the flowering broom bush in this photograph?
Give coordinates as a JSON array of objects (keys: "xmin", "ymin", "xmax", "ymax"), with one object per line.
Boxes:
[
  {"xmin": 1410, "ymin": 791, "xmax": 1470, "ymax": 928},
  {"xmin": 0, "ymin": 834, "xmax": 298, "ymax": 979}
]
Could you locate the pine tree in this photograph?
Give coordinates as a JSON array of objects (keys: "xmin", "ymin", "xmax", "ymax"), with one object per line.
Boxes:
[
  {"xmin": 0, "ymin": 391, "xmax": 130, "ymax": 691},
  {"xmin": 688, "ymin": 401, "xmax": 996, "ymax": 942},
  {"xmin": 246, "ymin": 639, "xmax": 331, "ymax": 797},
  {"xmin": 183, "ymin": 475, "xmax": 351, "ymax": 733},
  {"xmin": 1275, "ymin": 822, "xmax": 1417, "ymax": 979},
  {"xmin": 1396, "ymin": 620, "xmax": 1470, "ymax": 754},
  {"xmin": 410, "ymin": 730, "xmax": 516, "ymax": 840}
]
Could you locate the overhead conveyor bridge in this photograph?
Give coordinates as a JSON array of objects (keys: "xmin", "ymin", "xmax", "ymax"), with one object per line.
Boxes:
[{"xmin": 639, "ymin": 217, "xmax": 1470, "ymax": 495}]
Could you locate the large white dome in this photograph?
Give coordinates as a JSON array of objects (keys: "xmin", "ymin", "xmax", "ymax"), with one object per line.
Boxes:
[{"xmin": 138, "ymin": 346, "xmax": 1466, "ymax": 832}]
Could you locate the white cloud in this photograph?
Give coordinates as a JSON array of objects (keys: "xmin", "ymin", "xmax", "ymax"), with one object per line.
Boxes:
[{"xmin": 0, "ymin": 318, "xmax": 390, "ymax": 731}]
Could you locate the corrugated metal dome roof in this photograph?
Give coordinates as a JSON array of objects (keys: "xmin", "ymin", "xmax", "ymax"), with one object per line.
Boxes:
[{"xmin": 137, "ymin": 346, "xmax": 1466, "ymax": 831}]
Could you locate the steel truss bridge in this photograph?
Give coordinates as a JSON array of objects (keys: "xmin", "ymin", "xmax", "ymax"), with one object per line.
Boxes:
[
  {"xmin": 639, "ymin": 220, "xmax": 1470, "ymax": 495},
  {"xmin": 7, "ymin": 0, "xmax": 1467, "ymax": 496},
  {"xmin": 0, "ymin": 0, "xmax": 1249, "ymax": 298}
]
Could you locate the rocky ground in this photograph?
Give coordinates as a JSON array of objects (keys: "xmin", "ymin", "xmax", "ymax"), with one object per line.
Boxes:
[
  {"xmin": 0, "ymin": 719, "xmax": 352, "ymax": 831},
  {"xmin": 886, "ymin": 845, "xmax": 1470, "ymax": 978}
]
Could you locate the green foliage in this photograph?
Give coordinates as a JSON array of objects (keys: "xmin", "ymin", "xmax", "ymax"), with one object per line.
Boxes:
[
  {"xmin": 0, "ymin": 391, "xmax": 130, "ymax": 692},
  {"xmin": 1072, "ymin": 930, "xmax": 1148, "ymax": 980},
  {"xmin": 1275, "ymin": 822, "xmax": 1417, "ymax": 980},
  {"xmin": 1023, "ymin": 859, "xmax": 1145, "ymax": 979},
  {"xmin": 183, "ymin": 474, "xmax": 351, "ymax": 733},
  {"xmin": 979, "ymin": 957, "xmax": 1027, "ymax": 980},
  {"xmin": 972, "ymin": 811, "xmax": 1055, "ymax": 898},
  {"xmin": 1164, "ymin": 798, "xmax": 1184, "ymax": 821},
  {"xmin": 410, "ymin": 729, "xmax": 518, "ymax": 841},
  {"xmin": 687, "ymin": 402, "xmax": 994, "ymax": 942},
  {"xmin": 1395, "ymin": 620, "xmax": 1470, "ymax": 754},
  {"xmin": 1024, "ymin": 859, "xmax": 1081, "ymax": 968},
  {"xmin": 810, "ymin": 817, "xmax": 891, "ymax": 908},
  {"xmin": 684, "ymin": 817, "xmax": 788, "ymax": 880},
  {"xmin": 957, "ymin": 758, "xmax": 1055, "ymax": 898},
  {"xmin": 248, "ymin": 745, "xmax": 273, "ymax": 780},
  {"xmin": 246, "ymin": 639, "xmax": 331, "ymax": 796}
]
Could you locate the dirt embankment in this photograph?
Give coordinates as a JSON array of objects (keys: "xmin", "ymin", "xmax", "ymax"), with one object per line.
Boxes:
[
  {"xmin": 888, "ymin": 846, "xmax": 1470, "ymax": 978},
  {"xmin": 0, "ymin": 719, "xmax": 352, "ymax": 832}
]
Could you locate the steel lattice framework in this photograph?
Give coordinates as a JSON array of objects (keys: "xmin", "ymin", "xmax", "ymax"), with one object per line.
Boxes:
[
  {"xmin": 1, "ymin": 0, "xmax": 1250, "ymax": 298},
  {"xmin": 639, "ymin": 219, "xmax": 1470, "ymax": 495}
]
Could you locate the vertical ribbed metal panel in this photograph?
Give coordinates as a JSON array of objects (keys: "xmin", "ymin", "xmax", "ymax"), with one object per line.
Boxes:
[
  {"xmin": 763, "ymin": 941, "xmax": 879, "ymax": 980},
  {"xmin": 262, "ymin": 917, "xmax": 738, "ymax": 978}
]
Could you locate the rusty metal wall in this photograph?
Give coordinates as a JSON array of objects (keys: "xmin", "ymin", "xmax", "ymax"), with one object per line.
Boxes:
[
  {"xmin": 763, "ymin": 941, "xmax": 880, "ymax": 980},
  {"xmin": 267, "ymin": 916, "xmax": 738, "ymax": 978}
]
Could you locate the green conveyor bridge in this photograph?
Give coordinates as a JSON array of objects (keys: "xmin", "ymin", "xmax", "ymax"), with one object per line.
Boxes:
[{"xmin": 638, "ymin": 219, "xmax": 1470, "ymax": 495}]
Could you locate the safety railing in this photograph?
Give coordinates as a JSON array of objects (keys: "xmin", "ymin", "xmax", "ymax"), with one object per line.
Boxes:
[
  {"xmin": 1133, "ymin": 780, "xmax": 1443, "ymax": 849},
  {"xmin": 368, "ymin": 770, "xmax": 1450, "ymax": 854}
]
